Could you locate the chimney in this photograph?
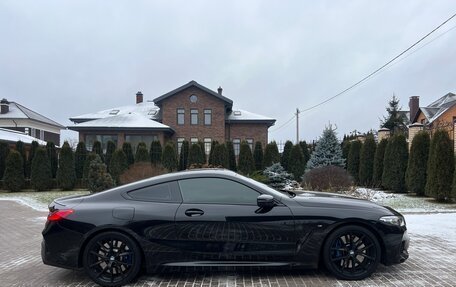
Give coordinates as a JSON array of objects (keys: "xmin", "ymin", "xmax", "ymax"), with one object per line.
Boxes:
[
  {"xmin": 409, "ymin": 96, "xmax": 419, "ymax": 123},
  {"xmin": 136, "ymin": 91, "xmax": 143, "ymax": 104},
  {"xmin": 217, "ymin": 86, "xmax": 223, "ymax": 95},
  {"xmin": 0, "ymin": 98, "xmax": 9, "ymax": 114}
]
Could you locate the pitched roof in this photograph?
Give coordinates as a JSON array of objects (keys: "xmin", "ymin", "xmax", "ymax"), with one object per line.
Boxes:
[
  {"xmin": 0, "ymin": 128, "xmax": 48, "ymax": 146},
  {"xmin": 153, "ymin": 80, "xmax": 233, "ymax": 107},
  {"xmin": 68, "ymin": 112, "xmax": 173, "ymax": 132},
  {"xmin": 227, "ymin": 108, "xmax": 276, "ymax": 126},
  {"xmin": 0, "ymin": 101, "xmax": 64, "ymax": 128},
  {"xmin": 415, "ymin": 92, "xmax": 456, "ymax": 124}
]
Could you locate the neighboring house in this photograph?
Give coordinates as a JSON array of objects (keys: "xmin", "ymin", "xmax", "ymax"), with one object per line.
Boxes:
[
  {"xmin": 0, "ymin": 99, "xmax": 64, "ymax": 145},
  {"xmin": 69, "ymin": 80, "xmax": 276, "ymax": 156},
  {"xmin": 411, "ymin": 93, "xmax": 456, "ymax": 129}
]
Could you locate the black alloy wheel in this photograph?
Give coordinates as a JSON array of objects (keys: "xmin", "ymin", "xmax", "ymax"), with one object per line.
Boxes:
[
  {"xmin": 323, "ymin": 225, "xmax": 381, "ymax": 280},
  {"xmin": 83, "ymin": 231, "xmax": 141, "ymax": 287}
]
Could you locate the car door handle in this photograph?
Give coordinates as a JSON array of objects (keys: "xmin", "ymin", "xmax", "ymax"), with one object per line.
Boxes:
[{"xmin": 185, "ymin": 209, "xmax": 204, "ymax": 217}]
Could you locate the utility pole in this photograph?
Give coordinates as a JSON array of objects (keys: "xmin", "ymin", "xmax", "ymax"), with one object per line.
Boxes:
[{"xmin": 295, "ymin": 108, "xmax": 300, "ymax": 144}]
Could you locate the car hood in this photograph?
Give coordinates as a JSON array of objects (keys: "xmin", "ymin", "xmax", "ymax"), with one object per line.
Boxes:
[{"xmin": 292, "ymin": 191, "xmax": 391, "ymax": 213}]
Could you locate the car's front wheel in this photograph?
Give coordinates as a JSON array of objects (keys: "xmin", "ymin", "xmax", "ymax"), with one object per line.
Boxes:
[
  {"xmin": 83, "ymin": 231, "xmax": 142, "ymax": 287},
  {"xmin": 323, "ymin": 225, "xmax": 381, "ymax": 280}
]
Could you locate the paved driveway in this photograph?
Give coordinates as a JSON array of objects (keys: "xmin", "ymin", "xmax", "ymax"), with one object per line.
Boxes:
[{"xmin": 1, "ymin": 200, "xmax": 455, "ymax": 287}]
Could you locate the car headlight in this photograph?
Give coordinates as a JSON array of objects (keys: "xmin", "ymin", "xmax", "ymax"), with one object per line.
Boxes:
[{"xmin": 379, "ymin": 216, "xmax": 405, "ymax": 227}]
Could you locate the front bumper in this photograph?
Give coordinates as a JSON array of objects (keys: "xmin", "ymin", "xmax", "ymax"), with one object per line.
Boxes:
[{"xmin": 383, "ymin": 229, "xmax": 409, "ymax": 265}]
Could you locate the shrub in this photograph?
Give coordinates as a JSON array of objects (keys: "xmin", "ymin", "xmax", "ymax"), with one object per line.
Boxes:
[
  {"xmin": 306, "ymin": 126, "xmax": 345, "ymax": 170},
  {"xmin": 249, "ymin": 170, "xmax": 269, "ymax": 184},
  {"xmin": 188, "ymin": 143, "xmax": 205, "ymax": 167},
  {"xmin": 263, "ymin": 141, "xmax": 280, "ymax": 167},
  {"xmin": 104, "ymin": 140, "xmax": 116, "ymax": 171},
  {"xmin": 211, "ymin": 143, "xmax": 228, "ymax": 168},
  {"xmin": 26, "ymin": 141, "xmax": 39, "ymax": 178},
  {"xmin": 226, "ymin": 141, "xmax": 237, "ymax": 171},
  {"xmin": 341, "ymin": 140, "xmax": 351, "ymax": 167},
  {"xmin": 238, "ymin": 141, "xmax": 255, "ymax": 175},
  {"xmin": 263, "ymin": 163, "xmax": 293, "ymax": 190},
  {"xmin": 56, "ymin": 142, "xmax": 76, "ymax": 190},
  {"xmin": 109, "ymin": 149, "xmax": 128, "ymax": 185},
  {"xmin": 288, "ymin": 144, "xmax": 305, "ymax": 181},
  {"xmin": 0, "ymin": 142, "xmax": 10, "ymax": 179},
  {"xmin": 299, "ymin": 141, "xmax": 310, "ymax": 168},
  {"xmin": 74, "ymin": 142, "xmax": 87, "ymax": 179},
  {"xmin": 83, "ymin": 153, "xmax": 98, "ymax": 180},
  {"xmin": 119, "ymin": 163, "xmax": 167, "ymax": 185},
  {"xmin": 46, "ymin": 142, "xmax": 58, "ymax": 178},
  {"xmin": 162, "ymin": 142, "xmax": 177, "ymax": 172},
  {"xmin": 373, "ymin": 139, "xmax": 388, "ymax": 187},
  {"xmin": 87, "ymin": 155, "xmax": 113, "ymax": 193},
  {"xmin": 347, "ymin": 140, "xmax": 362, "ymax": 183},
  {"xmin": 135, "ymin": 142, "xmax": 150, "ymax": 163},
  {"xmin": 208, "ymin": 140, "xmax": 219, "ymax": 166},
  {"xmin": 122, "ymin": 142, "xmax": 135, "ymax": 166},
  {"xmin": 302, "ymin": 165, "xmax": 353, "ymax": 192},
  {"xmin": 3, "ymin": 150, "xmax": 25, "ymax": 192},
  {"xmin": 359, "ymin": 136, "xmax": 376, "ymax": 187},
  {"xmin": 382, "ymin": 134, "xmax": 408, "ymax": 193},
  {"xmin": 30, "ymin": 147, "xmax": 52, "ymax": 191},
  {"xmin": 178, "ymin": 140, "xmax": 190, "ymax": 171},
  {"xmin": 92, "ymin": 141, "xmax": 103, "ymax": 161},
  {"xmin": 15, "ymin": 141, "xmax": 27, "ymax": 177},
  {"xmin": 281, "ymin": 141, "xmax": 293, "ymax": 172},
  {"xmin": 150, "ymin": 140, "xmax": 162, "ymax": 166},
  {"xmin": 253, "ymin": 141, "xmax": 264, "ymax": 171},
  {"xmin": 426, "ymin": 130, "xmax": 454, "ymax": 201},
  {"xmin": 406, "ymin": 131, "xmax": 430, "ymax": 196}
]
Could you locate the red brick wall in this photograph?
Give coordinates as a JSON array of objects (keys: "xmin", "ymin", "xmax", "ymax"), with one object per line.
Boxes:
[
  {"xmin": 226, "ymin": 123, "xmax": 269, "ymax": 147},
  {"xmin": 160, "ymin": 87, "xmax": 226, "ymax": 143}
]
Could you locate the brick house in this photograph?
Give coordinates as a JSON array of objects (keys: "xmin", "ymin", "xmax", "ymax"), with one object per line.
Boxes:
[
  {"xmin": 69, "ymin": 81, "xmax": 275, "ymax": 156},
  {"xmin": 0, "ymin": 98, "xmax": 64, "ymax": 145}
]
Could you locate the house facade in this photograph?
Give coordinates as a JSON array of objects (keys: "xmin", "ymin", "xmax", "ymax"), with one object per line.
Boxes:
[
  {"xmin": 0, "ymin": 98, "xmax": 64, "ymax": 145},
  {"xmin": 69, "ymin": 81, "xmax": 275, "ymax": 156}
]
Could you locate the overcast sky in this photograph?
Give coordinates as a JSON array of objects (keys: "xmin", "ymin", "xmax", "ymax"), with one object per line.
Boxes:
[{"xmin": 1, "ymin": 0, "xmax": 456, "ymax": 145}]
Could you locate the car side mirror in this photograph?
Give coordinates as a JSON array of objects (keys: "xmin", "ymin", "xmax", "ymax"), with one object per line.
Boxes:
[{"xmin": 257, "ymin": 194, "xmax": 275, "ymax": 208}]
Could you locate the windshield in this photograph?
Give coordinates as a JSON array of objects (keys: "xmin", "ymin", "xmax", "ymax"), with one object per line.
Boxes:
[{"xmin": 234, "ymin": 173, "xmax": 292, "ymax": 199}]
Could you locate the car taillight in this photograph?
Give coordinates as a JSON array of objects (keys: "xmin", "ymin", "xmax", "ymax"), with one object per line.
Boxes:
[{"xmin": 47, "ymin": 209, "xmax": 74, "ymax": 222}]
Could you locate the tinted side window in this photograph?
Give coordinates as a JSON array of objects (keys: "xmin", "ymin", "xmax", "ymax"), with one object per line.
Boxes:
[
  {"xmin": 128, "ymin": 183, "xmax": 172, "ymax": 201},
  {"xmin": 178, "ymin": 178, "xmax": 259, "ymax": 205}
]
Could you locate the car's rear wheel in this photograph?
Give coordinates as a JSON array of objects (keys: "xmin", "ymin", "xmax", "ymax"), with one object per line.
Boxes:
[
  {"xmin": 83, "ymin": 231, "xmax": 142, "ymax": 287},
  {"xmin": 323, "ymin": 225, "xmax": 381, "ymax": 280}
]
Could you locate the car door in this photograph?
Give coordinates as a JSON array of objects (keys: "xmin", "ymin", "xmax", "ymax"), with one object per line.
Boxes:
[{"xmin": 174, "ymin": 177, "xmax": 296, "ymax": 264}]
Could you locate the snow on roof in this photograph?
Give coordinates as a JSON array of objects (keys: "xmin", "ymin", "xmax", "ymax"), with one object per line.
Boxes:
[
  {"xmin": 227, "ymin": 108, "xmax": 275, "ymax": 123},
  {"xmin": 0, "ymin": 128, "xmax": 48, "ymax": 145},
  {"xmin": 0, "ymin": 101, "xmax": 64, "ymax": 128},
  {"xmin": 70, "ymin": 102, "xmax": 160, "ymax": 122},
  {"xmin": 68, "ymin": 112, "xmax": 172, "ymax": 130},
  {"xmin": 419, "ymin": 93, "xmax": 456, "ymax": 124}
]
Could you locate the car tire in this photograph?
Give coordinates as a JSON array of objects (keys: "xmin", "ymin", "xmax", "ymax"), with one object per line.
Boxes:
[
  {"xmin": 83, "ymin": 231, "xmax": 142, "ymax": 287},
  {"xmin": 323, "ymin": 225, "xmax": 381, "ymax": 280}
]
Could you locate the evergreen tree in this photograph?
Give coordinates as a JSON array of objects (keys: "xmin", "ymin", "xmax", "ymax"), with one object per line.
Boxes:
[
  {"xmin": 3, "ymin": 150, "xmax": 25, "ymax": 192},
  {"xmin": 92, "ymin": 141, "xmax": 103, "ymax": 161},
  {"xmin": 178, "ymin": 140, "xmax": 190, "ymax": 170},
  {"xmin": 299, "ymin": 141, "xmax": 310, "ymax": 168},
  {"xmin": 359, "ymin": 136, "xmax": 376, "ymax": 187},
  {"xmin": 188, "ymin": 143, "xmax": 205, "ymax": 167},
  {"xmin": 122, "ymin": 142, "xmax": 135, "ymax": 166},
  {"xmin": 198, "ymin": 141, "xmax": 206, "ymax": 164},
  {"xmin": 109, "ymin": 149, "xmax": 128, "ymax": 185},
  {"xmin": 83, "ymin": 152, "xmax": 98, "ymax": 180},
  {"xmin": 263, "ymin": 141, "xmax": 280, "ymax": 167},
  {"xmin": 104, "ymin": 141, "xmax": 116, "ymax": 171},
  {"xmin": 253, "ymin": 141, "xmax": 264, "ymax": 171},
  {"xmin": 0, "ymin": 142, "xmax": 10, "ymax": 179},
  {"xmin": 347, "ymin": 140, "xmax": 362, "ymax": 183},
  {"xmin": 238, "ymin": 141, "xmax": 255, "ymax": 175},
  {"xmin": 149, "ymin": 140, "xmax": 162, "ymax": 166},
  {"xmin": 46, "ymin": 142, "xmax": 58, "ymax": 178},
  {"xmin": 426, "ymin": 130, "xmax": 454, "ymax": 201},
  {"xmin": 288, "ymin": 144, "xmax": 305, "ymax": 181},
  {"xmin": 56, "ymin": 142, "xmax": 76, "ymax": 190},
  {"xmin": 30, "ymin": 147, "xmax": 52, "ymax": 191},
  {"xmin": 306, "ymin": 126, "xmax": 345, "ymax": 170},
  {"xmin": 373, "ymin": 139, "xmax": 388, "ymax": 187},
  {"xmin": 406, "ymin": 131, "xmax": 430, "ymax": 196},
  {"xmin": 15, "ymin": 141, "xmax": 27, "ymax": 177},
  {"xmin": 87, "ymin": 155, "xmax": 113, "ymax": 193},
  {"xmin": 382, "ymin": 134, "xmax": 408, "ymax": 192},
  {"xmin": 341, "ymin": 140, "xmax": 351, "ymax": 168},
  {"xmin": 135, "ymin": 142, "xmax": 149, "ymax": 162},
  {"xmin": 162, "ymin": 143, "xmax": 178, "ymax": 172},
  {"xmin": 381, "ymin": 95, "xmax": 407, "ymax": 133},
  {"xmin": 226, "ymin": 141, "xmax": 237, "ymax": 171},
  {"xmin": 207, "ymin": 140, "xmax": 217, "ymax": 165},
  {"xmin": 281, "ymin": 141, "xmax": 293, "ymax": 172},
  {"xmin": 211, "ymin": 143, "xmax": 228, "ymax": 168},
  {"xmin": 74, "ymin": 142, "xmax": 87, "ymax": 179},
  {"xmin": 26, "ymin": 141, "xmax": 39, "ymax": 178}
]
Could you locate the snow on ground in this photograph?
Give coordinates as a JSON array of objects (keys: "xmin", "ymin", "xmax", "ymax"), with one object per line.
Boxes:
[{"xmin": 406, "ymin": 213, "xmax": 456, "ymax": 243}]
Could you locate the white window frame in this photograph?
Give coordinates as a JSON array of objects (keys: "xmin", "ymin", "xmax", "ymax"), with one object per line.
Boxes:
[
  {"xmin": 204, "ymin": 138, "xmax": 212, "ymax": 155},
  {"xmin": 233, "ymin": 139, "xmax": 241, "ymax": 156}
]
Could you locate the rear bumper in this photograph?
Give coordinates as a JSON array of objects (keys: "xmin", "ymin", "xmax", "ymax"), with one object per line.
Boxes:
[{"xmin": 383, "ymin": 230, "xmax": 409, "ymax": 266}]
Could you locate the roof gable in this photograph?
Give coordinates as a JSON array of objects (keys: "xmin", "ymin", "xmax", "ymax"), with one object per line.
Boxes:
[
  {"xmin": 153, "ymin": 80, "xmax": 233, "ymax": 108},
  {"xmin": 413, "ymin": 92, "xmax": 456, "ymax": 123}
]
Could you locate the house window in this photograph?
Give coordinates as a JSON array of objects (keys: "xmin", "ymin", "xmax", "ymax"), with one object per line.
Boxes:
[
  {"xmin": 177, "ymin": 108, "xmax": 185, "ymax": 125},
  {"xmin": 191, "ymin": 109, "xmax": 198, "ymax": 125},
  {"xmin": 30, "ymin": 128, "xmax": 36, "ymax": 138},
  {"xmin": 246, "ymin": 138, "xmax": 254, "ymax": 151},
  {"xmin": 204, "ymin": 138, "xmax": 212, "ymax": 155},
  {"xmin": 233, "ymin": 139, "xmax": 241, "ymax": 156},
  {"xmin": 204, "ymin": 109, "xmax": 212, "ymax": 125},
  {"xmin": 190, "ymin": 137, "xmax": 198, "ymax": 145},
  {"xmin": 40, "ymin": 130, "xmax": 45, "ymax": 140},
  {"xmin": 177, "ymin": 138, "xmax": 185, "ymax": 155},
  {"xmin": 85, "ymin": 134, "xmax": 118, "ymax": 152},
  {"xmin": 125, "ymin": 135, "xmax": 159, "ymax": 152}
]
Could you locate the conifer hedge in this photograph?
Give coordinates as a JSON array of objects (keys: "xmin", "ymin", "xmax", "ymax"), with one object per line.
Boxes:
[
  {"xmin": 56, "ymin": 142, "xmax": 76, "ymax": 190},
  {"xmin": 406, "ymin": 131, "xmax": 430, "ymax": 195},
  {"xmin": 3, "ymin": 150, "xmax": 24, "ymax": 192},
  {"xmin": 347, "ymin": 140, "xmax": 362, "ymax": 183},
  {"xmin": 109, "ymin": 149, "xmax": 128, "ymax": 185},
  {"xmin": 226, "ymin": 141, "xmax": 237, "ymax": 171},
  {"xmin": 373, "ymin": 139, "xmax": 388, "ymax": 187},
  {"xmin": 46, "ymin": 142, "xmax": 58, "ymax": 178},
  {"xmin": 30, "ymin": 147, "xmax": 52, "ymax": 191},
  {"xmin": 178, "ymin": 140, "xmax": 189, "ymax": 170},
  {"xmin": 238, "ymin": 141, "xmax": 255, "ymax": 175},
  {"xmin": 135, "ymin": 142, "xmax": 150, "ymax": 163},
  {"xmin": 359, "ymin": 136, "xmax": 376, "ymax": 187},
  {"xmin": 74, "ymin": 142, "xmax": 87, "ymax": 179},
  {"xmin": 253, "ymin": 141, "xmax": 264, "ymax": 171},
  {"xmin": 188, "ymin": 143, "xmax": 205, "ymax": 167},
  {"xmin": 263, "ymin": 141, "xmax": 280, "ymax": 167},
  {"xmin": 150, "ymin": 140, "xmax": 162, "ymax": 166},
  {"xmin": 122, "ymin": 142, "xmax": 135, "ymax": 166},
  {"xmin": 0, "ymin": 142, "xmax": 10, "ymax": 179},
  {"xmin": 288, "ymin": 144, "xmax": 305, "ymax": 181},
  {"xmin": 162, "ymin": 143, "xmax": 178, "ymax": 172},
  {"xmin": 382, "ymin": 134, "xmax": 408, "ymax": 193},
  {"xmin": 281, "ymin": 141, "xmax": 293, "ymax": 172}
]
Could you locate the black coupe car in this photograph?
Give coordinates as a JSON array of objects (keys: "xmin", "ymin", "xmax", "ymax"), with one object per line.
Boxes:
[{"xmin": 42, "ymin": 169, "xmax": 409, "ymax": 286}]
